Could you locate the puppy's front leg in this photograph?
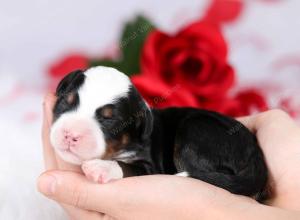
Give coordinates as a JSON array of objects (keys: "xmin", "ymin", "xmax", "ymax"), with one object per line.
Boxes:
[
  {"xmin": 82, "ymin": 159, "xmax": 123, "ymax": 184},
  {"xmin": 82, "ymin": 159, "xmax": 153, "ymax": 184}
]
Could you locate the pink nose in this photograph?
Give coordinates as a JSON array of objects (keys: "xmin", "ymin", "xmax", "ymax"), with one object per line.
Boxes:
[{"xmin": 63, "ymin": 130, "xmax": 81, "ymax": 148}]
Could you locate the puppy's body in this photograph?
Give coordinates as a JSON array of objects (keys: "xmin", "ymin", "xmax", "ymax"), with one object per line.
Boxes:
[
  {"xmin": 151, "ymin": 108, "xmax": 267, "ymax": 197},
  {"xmin": 50, "ymin": 66, "xmax": 268, "ymax": 200}
]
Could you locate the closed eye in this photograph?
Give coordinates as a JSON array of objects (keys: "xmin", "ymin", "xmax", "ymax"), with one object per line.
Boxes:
[
  {"xmin": 60, "ymin": 93, "xmax": 78, "ymax": 107},
  {"xmin": 66, "ymin": 93, "xmax": 76, "ymax": 104},
  {"xmin": 53, "ymin": 93, "xmax": 79, "ymax": 119},
  {"xmin": 96, "ymin": 104, "xmax": 115, "ymax": 120}
]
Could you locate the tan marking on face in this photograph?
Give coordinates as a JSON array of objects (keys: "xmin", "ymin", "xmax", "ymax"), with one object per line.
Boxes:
[
  {"xmin": 102, "ymin": 141, "xmax": 116, "ymax": 160},
  {"xmin": 121, "ymin": 134, "xmax": 130, "ymax": 145},
  {"xmin": 101, "ymin": 106, "xmax": 113, "ymax": 118},
  {"xmin": 67, "ymin": 93, "xmax": 75, "ymax": 104},
  {"xmin": 102, "ymin": 140, "xmax": 122, "ymax": 160},
  {"xmin": 102, "ymin": 134, "xmax": 130, "ymax": 160}
]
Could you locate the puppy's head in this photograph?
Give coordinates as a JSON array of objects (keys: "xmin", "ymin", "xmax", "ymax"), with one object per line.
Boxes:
[{"xmin": 50, "ymin": 66, "xmax": 152, "ymax": 164}]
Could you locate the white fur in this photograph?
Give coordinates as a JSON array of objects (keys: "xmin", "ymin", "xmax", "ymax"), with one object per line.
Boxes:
[
  {"xmin": 50, "ymin": 113, "xmax": 106, "ymax": 164},
  {"xmin": 175, "ymin": 171, "xmax": 189, "ymax": 177},
  {"xmin": 79, "ymin": 66, "xmax": 131, "ymax": 117},
  {"xmin": 113, "ymin": 151, "xmax": 137, "ymax": 162},
  {"xmin": 50, "ymin": 66, "xmax": 132, "ymax": 164}
]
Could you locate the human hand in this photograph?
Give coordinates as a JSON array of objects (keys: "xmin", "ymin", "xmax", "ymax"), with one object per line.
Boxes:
[
  {"xmin": 238, "ymin": 110, "xmax": 300, "ymax": 210},
  {"xmin": 38, "ymin": 94, "xmax": 300, "ymax": 219},
  {"xmin": 40, "ymin": 93, "xmax": 114, "ymax": 219}
]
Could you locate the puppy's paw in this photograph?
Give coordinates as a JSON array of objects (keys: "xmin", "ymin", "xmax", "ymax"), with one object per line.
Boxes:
[{"xmin": 82, "ymin": 159, "xmax": 123, "ymax": 184}]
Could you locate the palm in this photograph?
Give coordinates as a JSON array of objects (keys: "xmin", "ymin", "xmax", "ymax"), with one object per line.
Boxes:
[{"xmin": 240, "ymin": 110, "xmax": 300, "ymax": 210}]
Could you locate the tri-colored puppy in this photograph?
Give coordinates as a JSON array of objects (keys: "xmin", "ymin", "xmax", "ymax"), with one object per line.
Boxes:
[{"xmin": 50, "ymin": 66, "xmax": 268, "ymax": 200}]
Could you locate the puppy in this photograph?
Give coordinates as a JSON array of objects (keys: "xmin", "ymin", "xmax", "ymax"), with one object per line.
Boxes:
[{"xmin": 50, "ymin": 66, "xmax": 268, "ymax": 200}]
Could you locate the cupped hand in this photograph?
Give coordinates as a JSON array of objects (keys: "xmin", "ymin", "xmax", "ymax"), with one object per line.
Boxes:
[
  {"xmin": 41, "ymin": 94, "xmax": 112, "ymax": 220},
  {"xmin": 38, "ymin": 94, "xmax": 300, "ymax": 220},
  {"xmin": 238, "ymin": 110, "xmax": 300, "ymax": 210}
]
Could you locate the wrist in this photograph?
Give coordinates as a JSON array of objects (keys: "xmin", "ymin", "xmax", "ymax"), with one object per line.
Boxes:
[{"xmin": 212, "ymin": 194, "xmax": 299, "ymax": 220}]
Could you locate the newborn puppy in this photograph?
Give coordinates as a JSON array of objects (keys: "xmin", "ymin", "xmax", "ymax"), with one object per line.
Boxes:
[{"xmin": 50, "ymin": 66, "xmax": 268, "ymax": 200}]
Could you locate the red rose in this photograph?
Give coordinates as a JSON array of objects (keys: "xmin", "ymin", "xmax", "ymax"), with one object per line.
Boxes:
[
  {"xmin": 132, "ymin": 75, "xmax": 199, "ymax": 108},
  {"xmin": 47, "ymin": 53, "xmax": 89, "ymax": 92},
  {"xmin": 203, "ymin": 0, "xmax": 244, "ymax": 24},
  {"xmin": 48, "ymin": 54, "xmax": 89, "ymax": 79},
  {"xmin": 197, "ymin": 89, "xmax": 268, "ymax": 117},
  {"xmin": 222, "ymin": 89, "xmax": 268, "ymax": 117},
  {"xmin": 234, "ymin": 89, "xmax": 268, "ymax": 115},
  {"xmin": 138, "ymin": 21, "xmax": 235, "ymax": 101}
]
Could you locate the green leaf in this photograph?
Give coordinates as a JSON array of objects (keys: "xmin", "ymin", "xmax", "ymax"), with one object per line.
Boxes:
[
  {"xmin": 89, "ymin": 59, "xmax": 120, "ymax": 70},
  {"xmin": 89, "ymin": 15, "xmax": 155, "ymax": 76},
  {"xmin": 119, "ymin": 15, "xmax": 155, "ymax": 76}
]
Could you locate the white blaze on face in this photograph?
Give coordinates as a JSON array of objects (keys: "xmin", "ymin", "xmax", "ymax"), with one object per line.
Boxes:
[{"xmin": 50, "ymin": 66, "xmax": 131, "ymax": 165}]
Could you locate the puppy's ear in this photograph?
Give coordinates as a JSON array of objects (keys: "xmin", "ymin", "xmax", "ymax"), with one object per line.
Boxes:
[
  {"xmin": 128, "ymin": 86, "xmax": 153, "ymax": 141},
  {"xmin": 141, "ymin": 106, "xmax": 153, "ymax": 140},
  {"xmin": 134, "ymin": 98, "xmax": 153, "ymax": 141},
  {"xmin": 56, "ymin": 69, "xmax": 85, "ymax": 96}
]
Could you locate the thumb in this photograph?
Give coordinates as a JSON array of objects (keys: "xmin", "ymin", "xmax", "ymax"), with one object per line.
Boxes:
[{"xmin": 37, "ymin": 170, "xmax": 119, "ymax": 214}]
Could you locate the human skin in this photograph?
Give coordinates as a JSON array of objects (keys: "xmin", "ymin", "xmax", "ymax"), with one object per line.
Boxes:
[{"xmin": 37, "ymin": 94, "xmax": 300, "ymax": 220}]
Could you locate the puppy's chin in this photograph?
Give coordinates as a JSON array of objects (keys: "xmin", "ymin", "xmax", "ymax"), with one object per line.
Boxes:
[{"xmin": 55, "ymin": 148, "xmax": 84, "ymax": 165}]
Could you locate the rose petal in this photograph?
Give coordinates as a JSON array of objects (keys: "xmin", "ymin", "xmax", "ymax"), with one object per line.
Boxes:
[
  {"xmin": 131, "ymin": 75, "xmax": 199, "ymax": 108},
  {"xmin": 48, "ymin": 54, "xmax": 89, "ymax": 79},
  {"xmin": 178, "ymin": 21, "xmax": 228, "ymax": 59},
  {"xmin": 203, "ymin": 0, "xmax": 244, "ymax": 24},
  {"xmin": 141, "ymin": 31, "xmax": 170, "ymax": 76},
  {"xmin": 188, "ymin": 64, "xmax": 235, "ymax": 98}
]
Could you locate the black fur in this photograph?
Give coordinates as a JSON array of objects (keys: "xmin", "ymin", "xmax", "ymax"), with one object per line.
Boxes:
[
  {"xmin": 152, "ymin": 108, "xmax": 268, "ymax": 199},
  {"xmin": 53, "ymin": 70, "xmax": 268, "ymax": 201},
  {"xmin": 53, "ymin": 70, "xmax": 85, "ymax": 121}
]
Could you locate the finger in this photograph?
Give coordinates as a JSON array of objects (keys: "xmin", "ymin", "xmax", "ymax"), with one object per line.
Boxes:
[
  {"xmin": 37, "ymin": 170, "xmax": 120, "ymax": 216},
  {"xmin": 43, "ymin": 93, "xmax": 82, "ymax": 172},
  {"xmin": 61, "ymin": 204, "xmax": 108, "ymax": 220},
  {"xmin": 237, "ymin": 109, "xmax": 298, "ymax": 135},
  {"xmin": 42, "ymin": 93, "xmax": 58, "ymax": 170},
  {"xmin": 236, "ymin": 115, "xmax": 257, "ymax": 133},
  {"xmin": 253, "ymin": 110, "xmax": 300, "ymax": 157},
  {"xmin": 56, "ymin": 155, "xmax": 82, "ymax": 173}
]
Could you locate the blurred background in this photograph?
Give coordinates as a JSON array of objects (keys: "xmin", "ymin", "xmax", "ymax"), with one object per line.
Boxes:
[{"xmin": 0, "ymin": 0, "xmax": 299, "ymax": 219}]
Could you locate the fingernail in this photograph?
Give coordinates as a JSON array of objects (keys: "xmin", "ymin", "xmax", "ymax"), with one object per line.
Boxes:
[{"xmin": 38, "ymin": 174, "xmax": 57, "ymax": 196}]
